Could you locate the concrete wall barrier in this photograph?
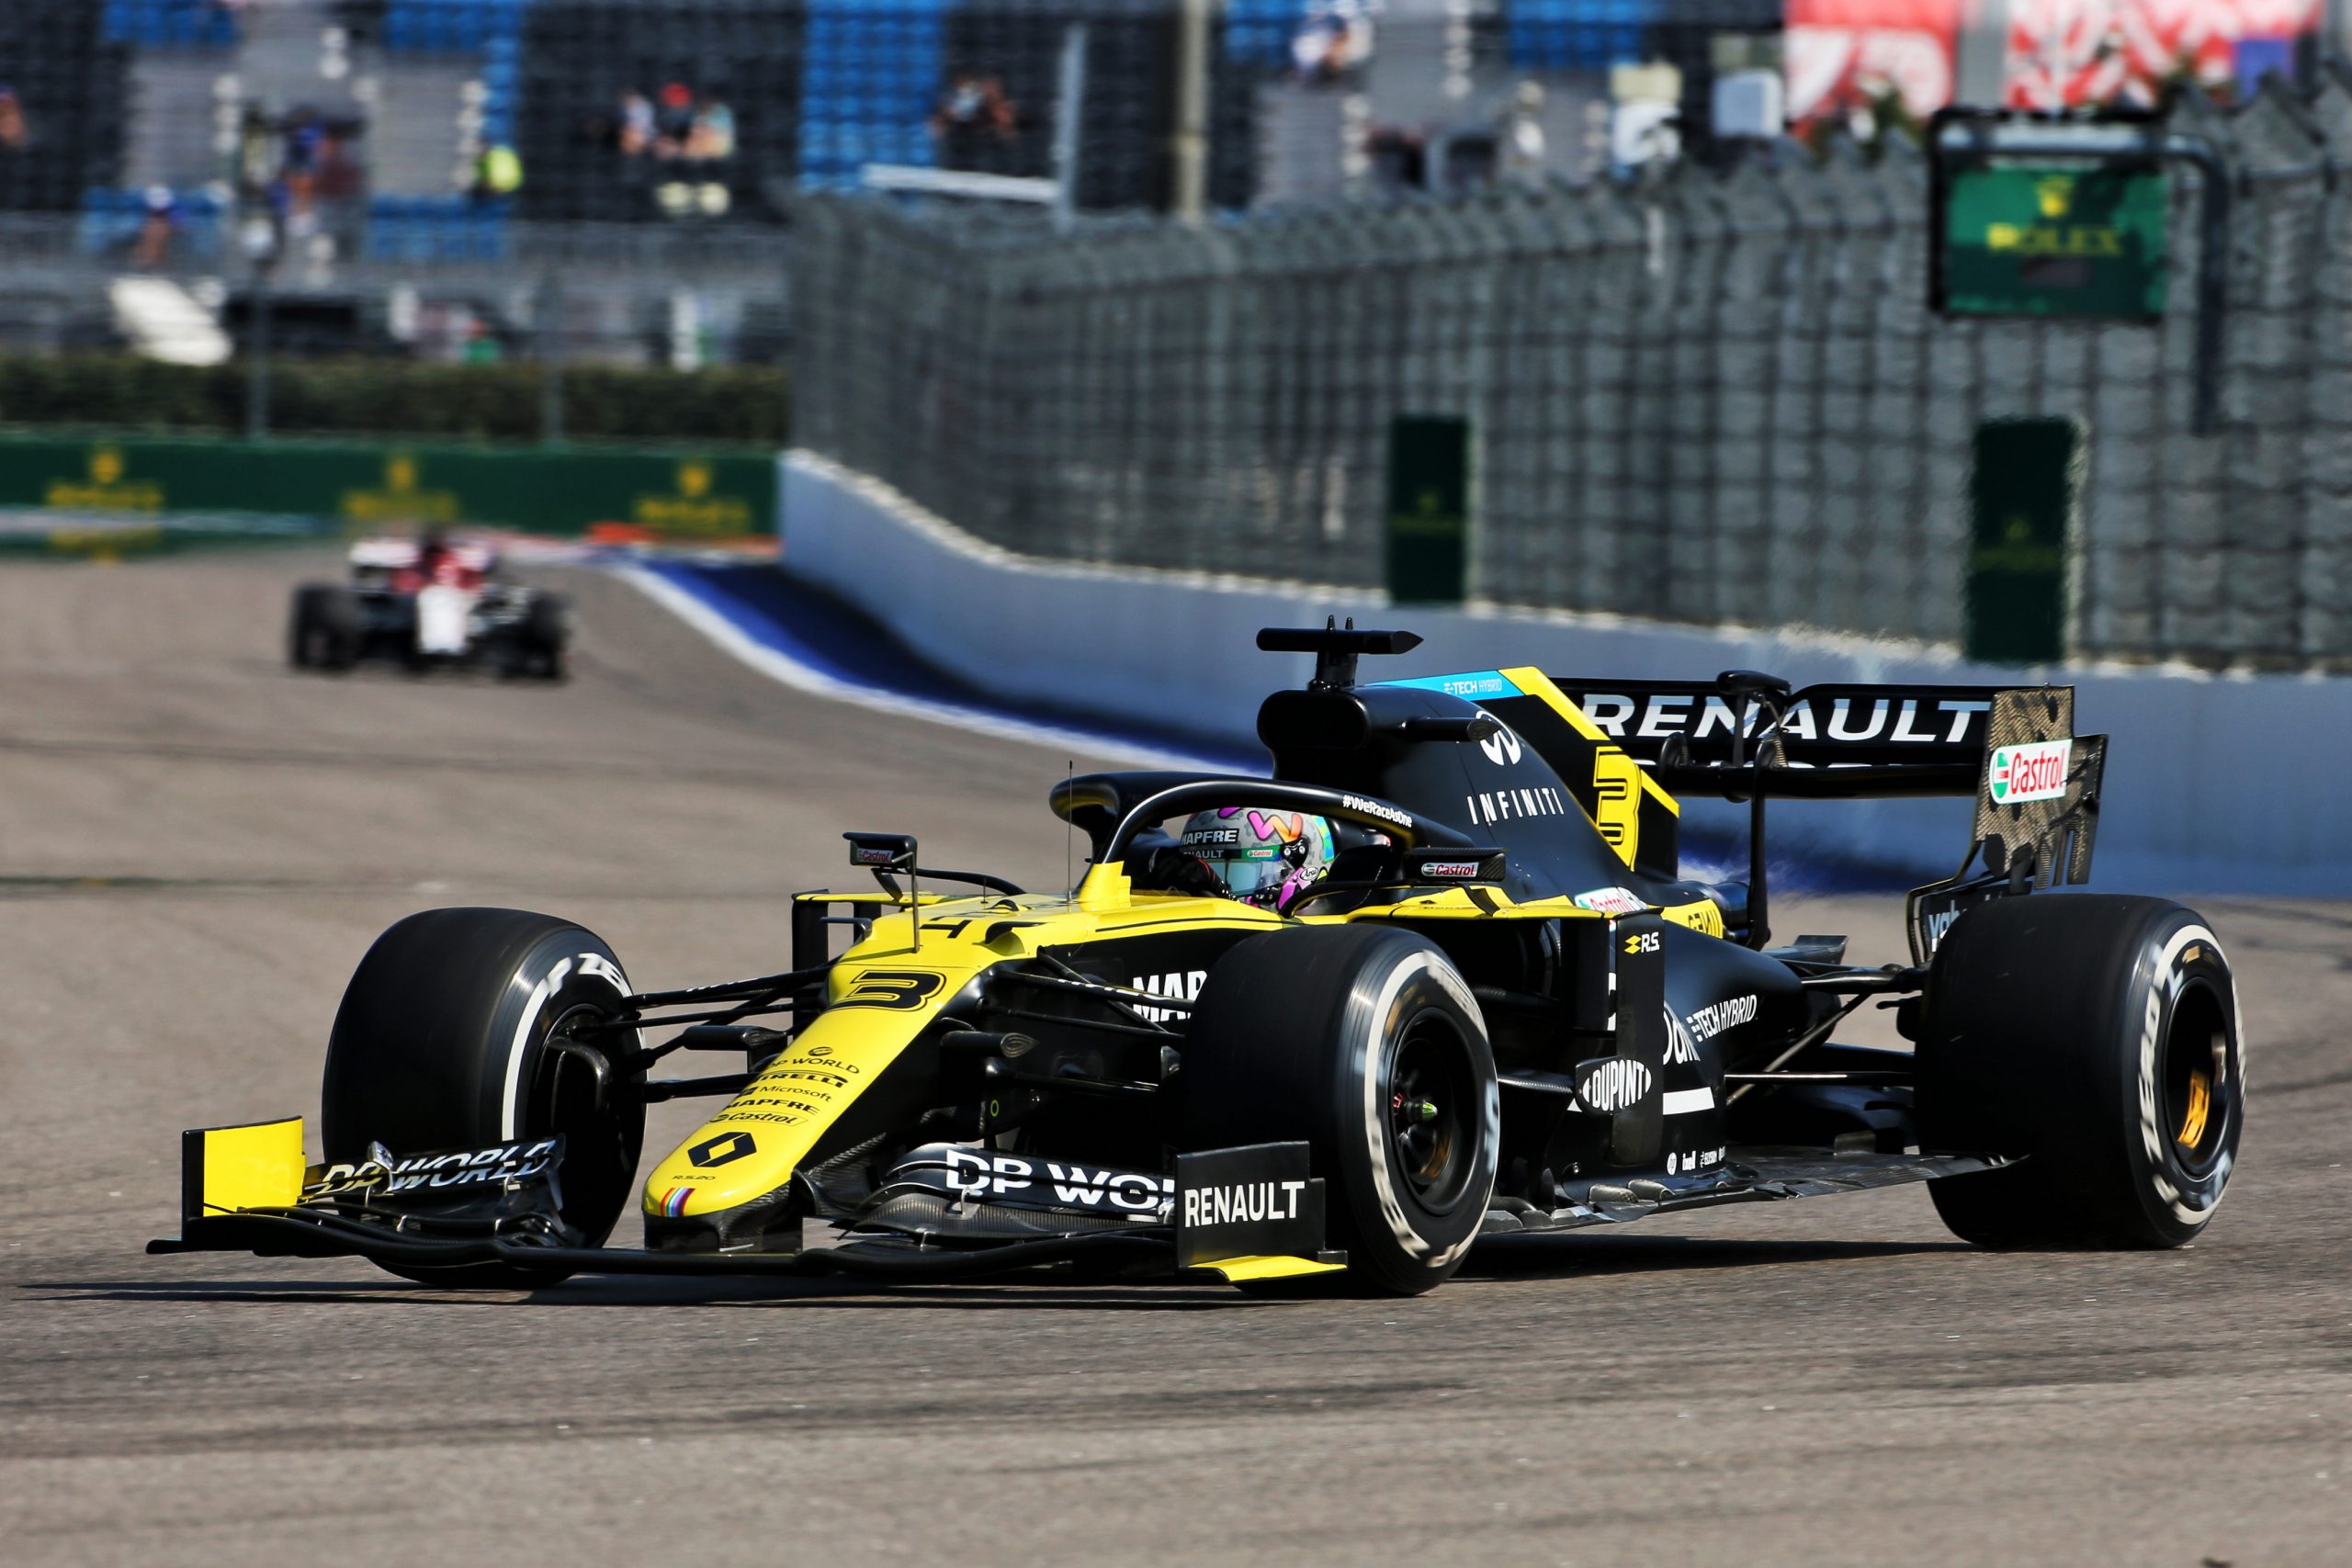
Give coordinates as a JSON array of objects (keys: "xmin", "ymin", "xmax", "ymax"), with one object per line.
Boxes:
[{"xmin": 785, "ymin": 450, "xmax": 2349, "ymax": 896}]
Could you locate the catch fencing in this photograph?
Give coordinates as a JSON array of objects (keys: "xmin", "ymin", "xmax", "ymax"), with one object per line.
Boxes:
[{"xmin": 795, "ymin": 78, "xmax": 2352, "ymax": 670}]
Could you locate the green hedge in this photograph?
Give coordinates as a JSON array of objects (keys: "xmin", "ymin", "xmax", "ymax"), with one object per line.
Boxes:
[{"xmin": 0, "ymin": 355, "xmax": 788, "ymax": 446}]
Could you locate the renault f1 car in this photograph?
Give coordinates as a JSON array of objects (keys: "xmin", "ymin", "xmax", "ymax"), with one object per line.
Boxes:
[
  {"xmin": 287, "ymin": 533, "xmax": 569, "ymax": 678},
  {"xmin": 158, "ymin": 626, "xmax": 2245, "ymax": 1293}
]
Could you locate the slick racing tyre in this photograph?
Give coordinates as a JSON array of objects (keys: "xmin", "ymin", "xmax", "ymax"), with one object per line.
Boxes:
[
  {"xmin": 288, "ymin": 583, "xmax": 361, "ymax": 671},
  {"xmin": 322, "ymin": 908, "xmax": 645, "ymax": 1287},
  {"xmin": 521, "ymin": 593, "xmax": 569, "ymax": 681},
  {"xmin": 1915, "ymin": 895, "xmax": 2245, "ymax": 1249},
  {"xmin": 1182, "ymin": 926, "xmax": 1498, "ymax": 1295}
]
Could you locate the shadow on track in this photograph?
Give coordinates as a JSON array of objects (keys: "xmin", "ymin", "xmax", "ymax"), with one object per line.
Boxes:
[
  {"xmin": 21, "ymin": 1274, "xmax": 1270, "ymax": 1313},
  {"xmin": 35, "ymin": 1233, "xmax": 1970, "ymax": 1311},
  {"xmin": 1462, "ymin": 1232, "xmax": 1971, "ymax": 1281}
]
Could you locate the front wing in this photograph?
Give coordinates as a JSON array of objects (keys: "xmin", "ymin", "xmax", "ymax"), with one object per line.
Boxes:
[
  {"xmin": 147, "ymin": 1118, "xmax": 1349, "ymax": 1287},
  {"xmin": 150, "ymin": 1120, "xmax": 2015, "ymax": 1286}
]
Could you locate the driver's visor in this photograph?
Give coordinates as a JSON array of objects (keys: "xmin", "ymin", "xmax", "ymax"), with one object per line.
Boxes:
[{"xmin": 1199, "ymin": 844, "xmax": 1289, "ymax": 900}]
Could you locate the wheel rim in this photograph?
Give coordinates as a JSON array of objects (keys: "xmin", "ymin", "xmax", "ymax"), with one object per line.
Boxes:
[
  {"xmin": 1383, "ymin": 1010, "xmax": 1478, "ymax": 1214},
  {"xmin": 2159, "ymin": 979, "xmax": 2233, "ymax": 1179}
]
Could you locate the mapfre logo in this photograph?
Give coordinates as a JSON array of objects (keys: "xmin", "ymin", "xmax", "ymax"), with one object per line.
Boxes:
[
  {"xmin": 1130, "ymin": 969, "xmax": 1206, "ymax": 1024},
  {"xmin": 1988, "ymin": 739, "xmax": 2072, "ymax": 805}
]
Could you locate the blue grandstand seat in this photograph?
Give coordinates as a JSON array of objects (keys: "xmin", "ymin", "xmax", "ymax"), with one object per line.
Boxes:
[
  {"xmin": 76, "ymin": 186, "xmax": 224, "ymax": 257},
  {"xmin": 103, "ymin": 0, "xmax": 239, "ymax": 49},
  {"xmin": 366, "ymin": 196, "xmax": 510, "ymax": 262}
]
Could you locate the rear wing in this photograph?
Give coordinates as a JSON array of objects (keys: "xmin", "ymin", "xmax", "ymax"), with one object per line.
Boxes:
[
  {"xmin": 1521, "ymin": 672, "xmax": 2103, "ymax": 949},
  {"xmin": 1542, "ymin": 672, "xmax": 2101, "ymax": 859},
  {"xmin": 1544, "ymin": 678, "xmax": 1999, "ymax": 796}
]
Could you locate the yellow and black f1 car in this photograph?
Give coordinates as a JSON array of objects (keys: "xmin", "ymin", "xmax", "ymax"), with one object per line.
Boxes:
[{"xmin": 156, "ymin": 626, "xmax": 2246, "ymax": 1294}]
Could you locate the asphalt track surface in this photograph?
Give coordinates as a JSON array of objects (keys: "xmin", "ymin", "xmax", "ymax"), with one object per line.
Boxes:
[{"xmin": 3, "ymin": 550, "xmax": 2347, "ymax": 1568}]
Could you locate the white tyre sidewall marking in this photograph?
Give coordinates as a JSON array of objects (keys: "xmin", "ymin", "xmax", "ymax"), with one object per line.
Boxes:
[
  {"xmin": 2133, "ymin": 922, "xmax": 2237, "ymax": 1228},
  {"xmin": 1354, "ymin": 949, "xmax": 1497, "ymax": 1270},
  {"xmin": 498, "ymin": 947, "xmax": 634, "ymax": 1142}
]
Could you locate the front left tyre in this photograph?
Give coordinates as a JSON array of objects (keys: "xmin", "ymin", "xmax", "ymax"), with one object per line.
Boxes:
[
  {"xmin": 1182, "ymin": 925, "xmax": 1499, "ymax": 1295},
  {"xmin": 321, "ymin": 907, "xmax": 645, "ymax": 1287}
]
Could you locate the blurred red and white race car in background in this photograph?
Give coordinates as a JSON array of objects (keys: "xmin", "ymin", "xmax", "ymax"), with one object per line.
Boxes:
[{"xmin": 288, "ymin": 530, "xmax": 571, "ymax": 679}]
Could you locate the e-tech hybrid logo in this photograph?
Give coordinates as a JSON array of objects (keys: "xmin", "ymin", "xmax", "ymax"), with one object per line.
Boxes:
[{"xmin": 1987, "ymin": 739, "xmax": 2072, "ymax": 805}]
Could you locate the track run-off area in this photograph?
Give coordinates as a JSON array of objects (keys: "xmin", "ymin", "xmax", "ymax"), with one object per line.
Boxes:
[{"xmin": 2, "ymin": 550, "xmax": 2347, "ymax": 1567}]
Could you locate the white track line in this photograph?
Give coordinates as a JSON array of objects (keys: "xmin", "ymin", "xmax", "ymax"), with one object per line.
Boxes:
[{"xmin": 607, "ymin": 562, "xmax": 1221, "ymax": 771}]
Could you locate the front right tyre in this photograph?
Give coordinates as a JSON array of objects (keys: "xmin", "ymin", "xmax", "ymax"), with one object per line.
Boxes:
[
  {"xmin": 288, "ymin": 582, "xmax": 361, "ymax": 670},
  {"xmin": 1915, "ymin": 894, "xmax": 2245, "ymax": 1249},
  {"xmin": 321, "ymin": 907, "xmax": 645, "ymax": 1287},
  {"xmin": 1182, "ymin": 925, "xmax": 1498, "ymax": 1295}
]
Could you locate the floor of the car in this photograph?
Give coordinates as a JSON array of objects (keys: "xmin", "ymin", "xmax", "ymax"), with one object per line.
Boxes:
[{"xmin": 1480, "ymin": 1147, "xmax": 2011, "ymax": 1233}]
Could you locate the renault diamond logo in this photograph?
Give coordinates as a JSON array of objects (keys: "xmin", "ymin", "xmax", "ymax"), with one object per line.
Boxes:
[{"xmin": 687, "ymin": 1131, "xmax": 757, "ymax": 1168}]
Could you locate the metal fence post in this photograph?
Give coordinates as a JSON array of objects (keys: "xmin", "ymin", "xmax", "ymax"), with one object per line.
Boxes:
[
  {"xmin": 1051, "ymin": 25, "xmax": 1088, "ymax": 233},
  {"xmin": 246, "ymin": 256, "xmax": 273, "ymax": 442},
  {"xmin": 539, "ymin": 269, "xmax": 565, "ymax": 446},
  {"xmin": 1170, "ymin": 0, "xmax": 1211, "ymax": 221}
]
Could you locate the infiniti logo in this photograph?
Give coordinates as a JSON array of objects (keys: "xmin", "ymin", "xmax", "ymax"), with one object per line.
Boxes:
[{"xmin": 1478, "ymin": 716, "xmax": 1522, "ymax": 767}]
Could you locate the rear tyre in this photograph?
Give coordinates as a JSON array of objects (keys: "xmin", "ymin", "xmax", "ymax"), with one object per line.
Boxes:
[
  {"xmin": 288, "ymin": 583, "xmax": 361, "ymax": 671},
  {"xmin": 1916, "ymin": 895, "xmax": 2244, "ymax": 1249},
  {"xmin": 321, "ymin": 908, "xmax": 645, "ymax": 1287},
  {"xmin": 1182, "ymin": 926, "xmax": 1498, "ymax": 1295},
  {"xmin": 522, "ymin": 593, "xmax": 569, "ymax": 681}
]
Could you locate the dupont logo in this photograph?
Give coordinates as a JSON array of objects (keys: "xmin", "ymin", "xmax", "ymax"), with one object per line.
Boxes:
[
  {"xmin": 1988, "ymin": 739, "xmax": 2072, "ymax": 805},
  {"xmin": 1575, "ymin": 1057, "xmax": 1652, "ymax": 1113}
]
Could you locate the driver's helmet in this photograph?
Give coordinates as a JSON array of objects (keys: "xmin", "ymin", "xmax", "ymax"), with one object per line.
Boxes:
[{"xmin": 1175, "ymin": 807, "xmax": 1336, "ymax": 911}]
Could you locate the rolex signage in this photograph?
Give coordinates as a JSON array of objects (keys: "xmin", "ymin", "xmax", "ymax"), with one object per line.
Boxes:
[
  {"xmin": 0, "ymin": 435, "xmax": 776, "ymax": 542},
  {"xmin": 1939, "ymin": 164, "xmax": 2167, "ymax": 320}
]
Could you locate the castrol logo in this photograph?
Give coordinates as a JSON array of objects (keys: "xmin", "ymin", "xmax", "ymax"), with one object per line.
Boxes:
[{"xmin": 1987, "ymin": 739, "xmax": 2072, "ymax": 805}]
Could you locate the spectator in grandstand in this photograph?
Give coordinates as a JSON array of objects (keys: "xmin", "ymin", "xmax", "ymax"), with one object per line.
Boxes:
[
  {"xmin": 1292, "ymin": 2, "xmax": 1374, "ymax": 85},
  {"xmin": 280, "ymin": 106, "xmax": 326, "ymax": 234},
  {"xmin": 685, "ymin": 96, "xmax": 736, "ymax": 163},
  {"xmin": 0, "ymin": 87, "xmax": 25, "ymax": 155},
  {"xmin": 617, "ymin": 90, "xmax": 655, "ymax": 157},
  {"xmin": 472, "ymin": 141, "xmax": 524, "ymax": 203},
  {"xmin": 1498, "ymin": 81, "xmax": 1546, "ymax": 183},
  {"xmin": 929, "ymin": 72, "xmax": 1017, "ymax": 172},
  {"xmin": 653, "ymin": 83, "xmax": 697, "ymax": 158},
  {"xmin": 133, "ymin": 186, "xmax": 180, "ymax": 269},
  {"xmin": 462, "ymin": 320, "xmax": 503, "ymax": 366}
]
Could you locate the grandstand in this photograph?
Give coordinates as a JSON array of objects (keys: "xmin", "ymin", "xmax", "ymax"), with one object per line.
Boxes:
[
  {"xmin": 7, "ymin": 0, "xmax": 1826, "ymax": 237},
  {"xmin": 52, "ymin": 0, "xmax": 2306, "ymax": 389}
]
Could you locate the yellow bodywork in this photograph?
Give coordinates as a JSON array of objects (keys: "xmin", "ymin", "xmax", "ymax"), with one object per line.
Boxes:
[
  {"xmin": 640, "ymin": 870, "xmax": 1287, "ymax": 1220},
  {"xmin": 185, "ymin": 1116, "xmax": 306, "ymax": 1217},
  {"xmin": 643, "ymin": 679, "xmax": 1713, "ymax": 1224},
  {"xmin": 1495, "ymin": 665, "xmax": 1681, "ymax": 874},
  {"xmin": 1193, "ymin": 1254, "xmax": 1348, "ymax": 1283}
]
